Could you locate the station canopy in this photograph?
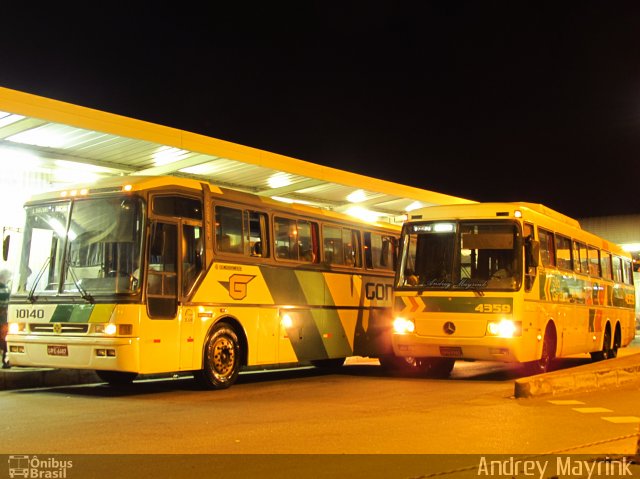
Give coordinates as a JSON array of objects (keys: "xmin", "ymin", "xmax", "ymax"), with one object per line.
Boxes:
[{"xmin": 0, "ymin": 87, "xmax": 474, "ymax": 224}]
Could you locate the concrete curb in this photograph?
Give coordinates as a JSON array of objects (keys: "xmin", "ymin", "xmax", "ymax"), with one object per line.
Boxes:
[{"xmin": 514, "ymin": 352, "xmax": 640, "ymax": 398}]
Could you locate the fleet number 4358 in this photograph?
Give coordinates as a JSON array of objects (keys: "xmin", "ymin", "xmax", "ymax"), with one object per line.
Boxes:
[{"xmin": 474, "ymin": 304, "xmax": 511, "ymax": 313}]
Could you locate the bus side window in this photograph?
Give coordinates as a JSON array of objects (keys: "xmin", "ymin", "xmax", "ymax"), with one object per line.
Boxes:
[
  {"xmin": 587, "ymin": 246, "xmax": 601, "ymax": 277},
  {"xmin": 538, "ymin": 228, "xmax": 555, "ymax": 268},
  {"xmin": 600, "ymin": 251, "xmax": 613, "ymax": 280}
]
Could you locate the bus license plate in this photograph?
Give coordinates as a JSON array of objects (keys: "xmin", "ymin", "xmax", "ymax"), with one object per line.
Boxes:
[
  {"xmin": 47, "ymin": 345, "xmax": 68, "ymax": 356},
  {"xmin": 440, "ymin": 346, "xmax": 462, "ymax": 358}
]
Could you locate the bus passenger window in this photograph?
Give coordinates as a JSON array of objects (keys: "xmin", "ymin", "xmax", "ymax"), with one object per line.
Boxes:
[
  {"xmin": 215, "ymin": 206, "xmax": 243, "ymax": 254},
  {"xmin": 555, "ymin": 234, "xmax": 572, "ymax": 270},
  {"xmin": 600, "ymin": 251, "xmax": 613, "ymax": 280},
  {"xmin": 587, "ymin": 246, "xmax": 601, "ymax": 277},
  {"xmin": 538, "ymin": 229, "xmax": 555, "ymax": 267}
]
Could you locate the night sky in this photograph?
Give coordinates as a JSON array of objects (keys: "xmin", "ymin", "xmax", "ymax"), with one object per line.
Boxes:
[{"xmin": 1, "ymin": 3, "xmax": 639, "ymax": 219}]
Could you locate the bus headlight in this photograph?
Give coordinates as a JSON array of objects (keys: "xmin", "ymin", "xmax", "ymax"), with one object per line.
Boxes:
[
  {"xmin": 393, "ymin": 317, "xmax": 415, "ymax": 334},
  {"xmin": 487, "ymin": 319, "xmax": 521, "ymax": 338},
  {"xmin": 8, "ymin": 322, "xmax": 24, "ymax": 334}
]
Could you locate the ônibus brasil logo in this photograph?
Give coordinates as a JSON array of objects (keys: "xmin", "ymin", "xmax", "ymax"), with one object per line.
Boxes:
[{"xmin": 8, "ymin": 455, "xmax": 73, "ymax": 478}]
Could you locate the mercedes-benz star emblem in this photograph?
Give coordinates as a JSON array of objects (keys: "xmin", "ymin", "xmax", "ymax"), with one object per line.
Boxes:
[{"xmin": 443, "ymin": 321, "xmax": 456, "ymax": 335}]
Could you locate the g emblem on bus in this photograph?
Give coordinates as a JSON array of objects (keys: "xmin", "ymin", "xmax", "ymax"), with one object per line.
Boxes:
[{"xmin": 53, "ymin": 323, "xmax": 62, "ymax": 334}]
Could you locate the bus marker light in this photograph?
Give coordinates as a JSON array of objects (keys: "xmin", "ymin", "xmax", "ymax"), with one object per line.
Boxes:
[{"xmin": 281, "ymin": 314, "xmax": 293, "ymax": 328}]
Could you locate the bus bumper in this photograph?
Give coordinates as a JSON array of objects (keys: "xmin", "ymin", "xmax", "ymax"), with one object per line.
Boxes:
[
  {"xmin": 391, "ymin": 333, "xmax": 529, "ymax": 363},
  {"xmin": 6, "ymin": 334, "xmax": 139, "ymax": 372}
]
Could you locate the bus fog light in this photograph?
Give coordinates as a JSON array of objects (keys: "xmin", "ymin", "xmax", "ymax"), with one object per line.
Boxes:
[
  {"xmin": 96, "ymin": 349, "xmax": 106, "ymax": 357},
  {"xmin": 487, "ymin": 320, "xmax": 520, "ymax": 338},
  {"xmin": 393, "ymin": 317, "xmax": 415, "ymax": 334},
  {"xmin": 106, "ymin": 349, "xmax": 116, "ymax": 357},
  {"xmin": 9, "ymin": 345, "xmax": 25, "ymax": 353}
]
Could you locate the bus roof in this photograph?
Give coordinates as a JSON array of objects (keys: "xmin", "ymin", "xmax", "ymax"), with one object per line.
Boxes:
[
  {"xmin": 406, "ymin": 202, "xmax": 630, "ymax": 256},
  {"xmin": 25, "ymin": 174, "xmax": 402, "ymax": 231}
]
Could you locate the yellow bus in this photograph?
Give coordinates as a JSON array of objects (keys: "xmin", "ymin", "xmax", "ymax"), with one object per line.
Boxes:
[
  {"xmin": 391, "ymin": 202, "xmax": 636, "ymax": 376},
  {"xmin": 6, "ymin": 175, "xmax": 400, "ymax": 388}
]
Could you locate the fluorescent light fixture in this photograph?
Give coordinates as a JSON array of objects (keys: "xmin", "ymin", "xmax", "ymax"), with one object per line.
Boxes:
[
  {"xmin": 346, "ymin": 189, "xmax": 366, "ymax": 203},
  {"xmin": 180, "ymin": 162, "xmax": 218, "ymax": 175},
  {"xmin": 405, "ymin": 201, "xmax": 423, "ymax": 212},
  {"xmin": 271, "ymin": 196, "xmax": 315, "ymax": 206},
  {"xmin": 54, "ymin": 159, "xmax": 113, "ymax": 174},
  {"xmin": 0, "ymin": 147, "xmax": 41, "ymax": 170},
  {"xmin": 344, "ymin": 206, "xmax": 381, "ymax": 223},
  {"xmin": 622, "ymin": 243, "xmax": 640, "ymax": 253},
  {"xmin": 268, "ymin": 173, "xmax": 291, "ymax": 189},
  {"xmin": 53, "ymin": 169, "xmax": 100, "ymax": 184},
  {"xmin": 6, "ymin": 125, "xmax": 72, "ymax": 148},
  {"xmin": 153, "ymin": 146, "xmax": 189, "ymax": 166},
  {"xmin": 0, "ymin": 112, "xmax": 25, "ymax": 128}
]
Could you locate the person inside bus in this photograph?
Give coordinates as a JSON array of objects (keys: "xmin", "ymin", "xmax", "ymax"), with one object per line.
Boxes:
[{"xmin": 0, "ymin": 269, "xmax": 11, "ymax": 368}]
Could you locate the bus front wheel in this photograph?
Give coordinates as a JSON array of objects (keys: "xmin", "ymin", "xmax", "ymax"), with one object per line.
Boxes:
[
  {"xmin": 527, "ymin": 327, "xmax": 556, "ymax": 375},
  {"xmin": 379, "ymin": 355, "xmax": 454, "ymax": 378},
  {"xmin": 195, "ymin": 322, "xmax": 241, "ymax": 390}
]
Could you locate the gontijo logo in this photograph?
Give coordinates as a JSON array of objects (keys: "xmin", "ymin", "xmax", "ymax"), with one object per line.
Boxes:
[{"xmin": 8, "ymin": 455, "xmax": 73, "ymax": 478}]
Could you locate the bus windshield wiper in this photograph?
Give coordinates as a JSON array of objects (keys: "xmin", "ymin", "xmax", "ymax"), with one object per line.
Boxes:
[
  {"xmin": 27, "ymin": 257, "xmax": 51, "ymax": 303},
  {"xmin": 65, "ymin": 261, "xmax": 94, "ymax": 303}
]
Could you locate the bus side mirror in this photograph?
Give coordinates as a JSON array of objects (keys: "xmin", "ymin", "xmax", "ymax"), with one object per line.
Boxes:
[
  {"xmin": 526, "ymin": 239, "xmax": 539, "ymax": 268},
  {"xmin": 2, "ymin": 235, "xmax": 9, "ymax": 262}
]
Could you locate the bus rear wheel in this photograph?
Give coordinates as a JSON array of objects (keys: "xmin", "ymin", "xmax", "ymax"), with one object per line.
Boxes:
[
  {"xmin": 194, "ymin": 322, "xmax": 241, "ymax": 390},
  {"xmin": 96, "ymin": 370, "xmax": 138, "ymax": 386},
  {"xmin": 590, "ymin": 326, "xmax": 612, "ymax": 362}
]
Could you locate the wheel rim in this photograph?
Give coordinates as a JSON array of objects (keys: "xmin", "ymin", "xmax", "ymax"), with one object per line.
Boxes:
[{"xmin": 211, "ymin": 335, "xmax": 236, "ymax": 379}]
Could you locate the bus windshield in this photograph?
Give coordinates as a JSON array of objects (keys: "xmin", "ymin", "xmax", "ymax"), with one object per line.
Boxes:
[
  {"xmin": 397, "ymin": 220, "xmax": 522, "ymax": 291},
  {"xmin": 14, "ymin": 196, "xmax": 144, "ymax": 298}
]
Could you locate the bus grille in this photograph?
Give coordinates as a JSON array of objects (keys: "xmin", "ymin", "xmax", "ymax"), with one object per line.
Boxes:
[{"xmin": 29, "ymin": 323, "xmax": 90, "ymax": 334}]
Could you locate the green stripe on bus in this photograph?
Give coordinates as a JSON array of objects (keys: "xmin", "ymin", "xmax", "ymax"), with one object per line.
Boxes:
[
  {"xmin": 420, "ymin": 297, "xmax": 513, "ymax": 313},
  {"xmin": 51, "ymin": 304, "xmax": 95, "ymax": 323}
]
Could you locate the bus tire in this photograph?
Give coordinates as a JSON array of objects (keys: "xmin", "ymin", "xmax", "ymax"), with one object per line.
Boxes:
[
  {"xmin": 590, "ymin": 324, "xmax": 611, "ymax": 362},
  {"xmin": 95, "ymin": 370, "xmax": 138, "ymax": 385},
  {"xmin": 379, "ymin": 355, "xmax": 454, "ymax": 378},
  {"xmin": 527, "ymin": 326, "xmax": 556, "ymax": 375},
  {"xmin": 426, "ymin": 358, "xmax": 455, "ymax": 378},
  {"xmin": 195, "ymin": 322, "xmax": 241, "ymax": 390},
  {"xmin": 310, "ymin": 358, "xmax": 346, "ymax": 368},
  {"xmin": 610, "ymin": 324, "xmax": 621, "ymax": 359}
]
